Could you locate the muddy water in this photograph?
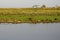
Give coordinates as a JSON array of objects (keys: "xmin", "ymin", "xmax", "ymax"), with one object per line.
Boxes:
[{"xmin": 0, "ymin": 23, "xmax": 60, "ymax": 40}]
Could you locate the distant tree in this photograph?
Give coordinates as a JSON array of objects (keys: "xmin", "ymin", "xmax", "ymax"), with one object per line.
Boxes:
[
  {"xmin": 41, "ymin": 5, "xmax": 46, "ymax": 8},
  {"xmin": 32, "ymin": 5, "xmax": 39, "ymax": 8}
]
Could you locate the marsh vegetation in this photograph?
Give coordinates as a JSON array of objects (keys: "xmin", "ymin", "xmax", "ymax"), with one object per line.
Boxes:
[{"xmin": 0, "ymin": 7, "xmax": 60, "ymax": 24}]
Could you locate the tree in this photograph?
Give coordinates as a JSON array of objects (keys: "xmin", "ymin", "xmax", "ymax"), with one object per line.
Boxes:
[
  {"xmin": 32, "ymin": 5, "xmax": 39, "ymax": 8},
  {"xmin": 41, "ymin": 5, "xmax": 46, "ymax": 8}
]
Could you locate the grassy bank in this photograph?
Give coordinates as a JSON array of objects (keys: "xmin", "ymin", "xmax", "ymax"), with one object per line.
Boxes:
[
  {"xmin": 0, "ymin": 8, "xmax": 60, "ymax": 23},
  {"xmin": 0, "ymin": 14, "xmax": 60, "ymax": 23}
]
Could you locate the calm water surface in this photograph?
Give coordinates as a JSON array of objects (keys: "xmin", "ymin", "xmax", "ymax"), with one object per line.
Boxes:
[{"xmin": 0, "ymin": 23, "xmax": 60, "ymax": 40}]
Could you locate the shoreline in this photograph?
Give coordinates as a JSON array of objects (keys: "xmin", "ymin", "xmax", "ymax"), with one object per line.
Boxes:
[{"xmin": 0, "ymin": 21, "xmax": 60, "ymax": 24}]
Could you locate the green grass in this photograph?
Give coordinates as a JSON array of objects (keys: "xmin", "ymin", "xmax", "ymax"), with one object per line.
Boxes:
[
  {"xmin": 33, "ymin": 15, "xmax": 60, "ymax": 20},
  {"xmin": 0, "ymin": 15, "xmax": 60, "ymax": 22}
]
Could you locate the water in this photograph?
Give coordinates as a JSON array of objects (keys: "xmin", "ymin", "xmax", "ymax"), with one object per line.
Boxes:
[{"xmin": 0, "ymin": 23, "xmax": 60, "ymax": 40}]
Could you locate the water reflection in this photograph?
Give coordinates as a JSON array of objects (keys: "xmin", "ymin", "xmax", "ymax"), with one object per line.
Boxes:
[{"xmin": 0, "ymin": 23, "xmax": 60, "ymax": 40}]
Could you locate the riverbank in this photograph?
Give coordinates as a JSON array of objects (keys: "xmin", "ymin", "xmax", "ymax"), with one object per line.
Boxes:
[
  {"xmin": 0, "ymin": 8, "xmax": 60, "ymax": 24},
  {"xmin": 0, "ymin": 15, "xmax": 60, "ymax": 24}
]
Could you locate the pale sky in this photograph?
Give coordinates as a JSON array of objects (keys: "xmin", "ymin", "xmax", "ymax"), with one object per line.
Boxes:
[{"xmin": 0, "ymin": 0, "xmax": 60, "ymax": 8}]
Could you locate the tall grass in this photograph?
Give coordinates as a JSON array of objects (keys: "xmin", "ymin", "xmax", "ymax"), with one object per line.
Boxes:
[{"xmin": 0, "ymin": 8, "xmax": 60, "ymax": 23}]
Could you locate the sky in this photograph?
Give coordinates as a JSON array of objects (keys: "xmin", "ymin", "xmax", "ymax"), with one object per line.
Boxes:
[{"xmin": 0, "ymin": 0, "xmax": 60, "ymax": 8}]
